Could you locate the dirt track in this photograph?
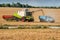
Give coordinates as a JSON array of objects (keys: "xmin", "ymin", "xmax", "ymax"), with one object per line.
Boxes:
[{"xmin": 0, "ymin": 7, "xmax": 60, "ymax": 25}]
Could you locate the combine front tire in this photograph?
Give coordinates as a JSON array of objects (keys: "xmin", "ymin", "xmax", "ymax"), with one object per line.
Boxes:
[{"xmin": 21, "ymin": 17, "xmax": 26, "ymax": 22}]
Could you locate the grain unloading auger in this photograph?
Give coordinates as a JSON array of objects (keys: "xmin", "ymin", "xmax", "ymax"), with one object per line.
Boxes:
[
  {"xmin": 28, "ymin": 9, "xmax": 55, "ymax": 23},
  {"xmin": 27, "ymin": 9, "xmax": 54, "ymax": 23}
]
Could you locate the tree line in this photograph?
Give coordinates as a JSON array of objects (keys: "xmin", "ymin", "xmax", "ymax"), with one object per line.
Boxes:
[
  {"xmin": 0, "ymin": 2, "xmax": 35, "ymax": 8},
  {"xmin": 0, "ymin": 2, "xmax": 60, "ymax": 8}
]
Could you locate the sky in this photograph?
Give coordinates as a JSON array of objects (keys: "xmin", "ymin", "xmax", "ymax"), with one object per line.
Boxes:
[{"xmin": 0, "ymin": 0, "xmax": 60, "ymax": 7}]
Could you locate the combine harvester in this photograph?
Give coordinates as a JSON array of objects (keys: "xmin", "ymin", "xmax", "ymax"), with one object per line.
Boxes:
[{"xmin": 3, "ymin": 8, "xmax": 34, "ymax": 22}]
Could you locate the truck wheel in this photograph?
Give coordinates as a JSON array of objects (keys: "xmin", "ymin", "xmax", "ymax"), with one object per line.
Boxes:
[{"xmin": 21, "ymin": 17, "xmax": 26, "ymax": 22}]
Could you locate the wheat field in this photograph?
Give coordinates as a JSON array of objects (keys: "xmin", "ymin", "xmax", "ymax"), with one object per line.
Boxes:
[{"xmin": 0, "ymin": 29, "xmax": 59, "ymax": 40}]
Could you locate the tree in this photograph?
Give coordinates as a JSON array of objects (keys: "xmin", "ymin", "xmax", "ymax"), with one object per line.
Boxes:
[
  {"xmin": 0, "ymin": 4, "xmax": 2, "ymax": 7},
  {"xmin": 12, "ymin": 2, "xmax": 16, "ymax": 7},
  {"xmin": 0, "ymin": 2, "xmax": 43, "ymax": 8},
  {"xmin": 1, "ymin": 3, "xmax": 5, "ymax": 7},
  {"xmin": 6, "ymin": 3, "xmax": 11, "ymax": 7},
  {"xmin": 16, "ymin": 2, "xmax": 22, "ymax": 7}
]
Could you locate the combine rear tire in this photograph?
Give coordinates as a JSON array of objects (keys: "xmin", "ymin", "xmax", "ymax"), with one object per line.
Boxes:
[{"xmin": 28, "ymin": 18, "xmax": 34, "ymax": 22}]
